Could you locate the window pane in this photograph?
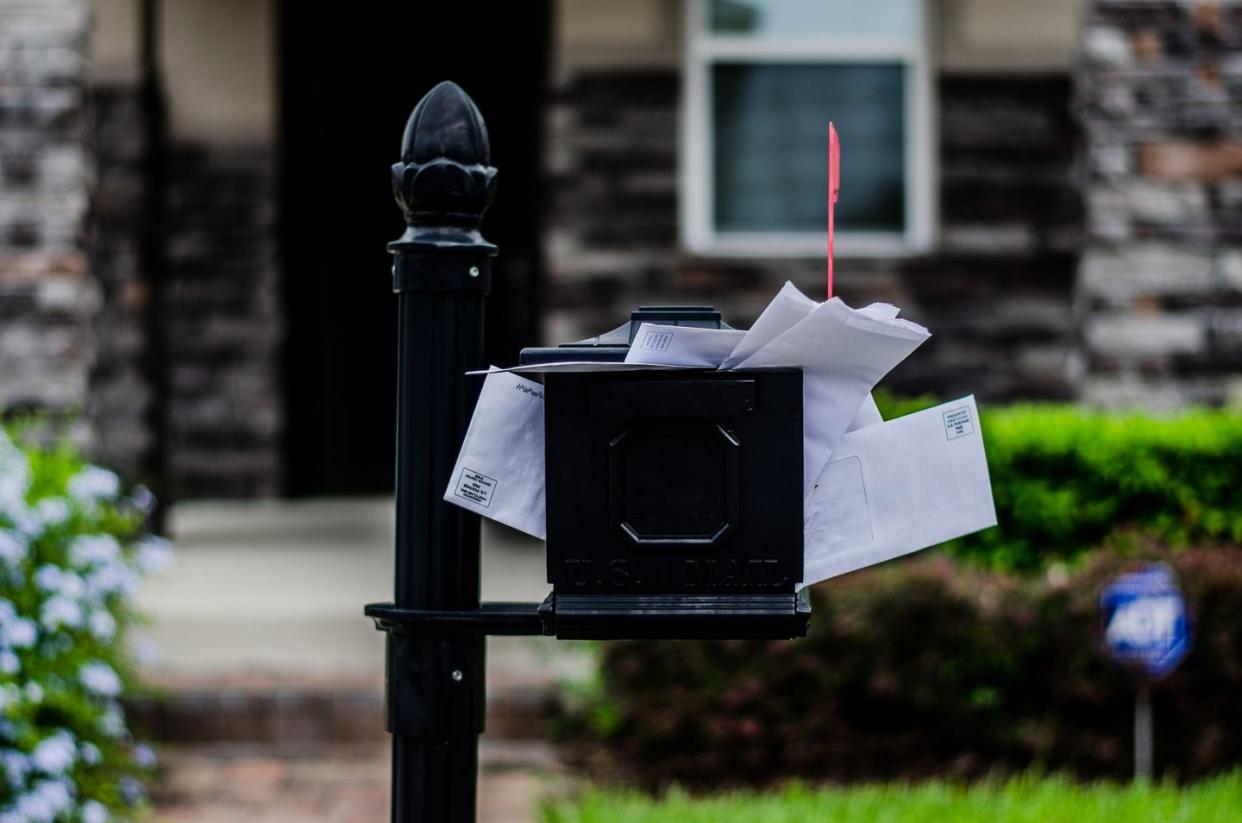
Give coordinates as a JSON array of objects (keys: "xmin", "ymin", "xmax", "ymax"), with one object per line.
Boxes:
[
  {"xmin": 710, "ymin": 0, "xmax": 919, "ymax": 39},
  {"xmin": 712, "ymin": 63, "xmax": 906, "ymax": 234}
]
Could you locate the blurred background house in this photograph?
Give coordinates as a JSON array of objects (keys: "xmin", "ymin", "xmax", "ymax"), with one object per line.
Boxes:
[
  {"xmin": 3, "ymin": 0, "xmax": 1242, "ymax": 809},
  {"xmin": 6, "ymin": 0, "xmax": 1241, "ymax": 502}
]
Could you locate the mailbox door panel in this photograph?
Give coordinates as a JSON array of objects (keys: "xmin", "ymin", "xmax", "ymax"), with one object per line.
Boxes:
[{"xmin": 545, "ymin": 368, "xmax": 802, "ymax": 595}]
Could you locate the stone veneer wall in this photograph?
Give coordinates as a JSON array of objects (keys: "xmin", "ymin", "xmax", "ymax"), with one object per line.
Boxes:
[
  {"xmin": 88, "ymin": 93, "xmax": 283, "ymax": 497},
  {"xmin": 161, "ymin": 144, "xmax": 282, "ymax": 498},
  {"xmin": 0, "ymin": 0, "xmax": 97, "ymax": 432},
  {"xmin": 545, "ymin": 70, "xmax": 1081, "ymax": 401},
  {"xmin": 1077, "ymin": 0, "xmax": 1242, "ymax": 408},
  {"xmin": 89, "ymin": 95, "xmax": 283, "ymax": 496},
  {"xmin": 3, "ymin": 2, "xmax": 281, "ymax": 497}
]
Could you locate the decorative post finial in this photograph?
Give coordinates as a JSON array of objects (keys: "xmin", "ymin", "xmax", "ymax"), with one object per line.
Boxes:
[{"xmin": 390, "ymin": 81, "xmax": 498, "ymax": 251}]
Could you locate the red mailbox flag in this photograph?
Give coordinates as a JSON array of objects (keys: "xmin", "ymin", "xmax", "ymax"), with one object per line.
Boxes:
[{"xmin": 827, "ymin": 122, "xmax": 840, "ymax": 299}]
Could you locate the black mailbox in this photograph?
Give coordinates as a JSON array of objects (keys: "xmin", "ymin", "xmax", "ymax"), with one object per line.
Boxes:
[{"xmin": 522, "ymin": 307, "xmax": 810, "ymax": 640}]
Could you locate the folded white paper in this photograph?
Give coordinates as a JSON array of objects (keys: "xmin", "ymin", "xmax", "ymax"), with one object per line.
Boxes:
[
  {"xmin": 802, "ymin": 396, "xmax": 997, "ymax": 585},
  {"xmin": 728, "ymin": 295, "xmax": 930, "ymax": 496},
  {"xmin": 846, "ymin": 393, "xmax": 883, "ymax": 432},
  {"xmin": 443, "ymin": 370, "xmax": 547, "ymax": 539},
  {"xmin": 720, "ymin": 282, "xmax": 819, "ymax": 370},
  {"xmin": 624, "ymin": 323, "xmax": 747, "ymax": 368}
]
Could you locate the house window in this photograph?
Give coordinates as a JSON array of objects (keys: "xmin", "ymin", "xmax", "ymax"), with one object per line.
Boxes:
[{"xmin": 681, "ymin": 0, "xmax": 935, "ymax": 257}]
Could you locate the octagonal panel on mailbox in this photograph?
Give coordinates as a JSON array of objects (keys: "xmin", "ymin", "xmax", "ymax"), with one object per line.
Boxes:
[{"xmin": 608, "ymin": 422, "xmax": 739, "ymax": 546}]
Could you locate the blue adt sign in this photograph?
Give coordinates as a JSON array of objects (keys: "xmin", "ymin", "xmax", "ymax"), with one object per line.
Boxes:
[{"xmin": 1101, "ymin": 563, "xmax": 1191, "ymax": 679}]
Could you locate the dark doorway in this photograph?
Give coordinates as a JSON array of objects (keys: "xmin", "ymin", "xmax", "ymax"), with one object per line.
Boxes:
[{"xmin": 280, "ymin": 1, "xmax": 549, "ymax": 495}]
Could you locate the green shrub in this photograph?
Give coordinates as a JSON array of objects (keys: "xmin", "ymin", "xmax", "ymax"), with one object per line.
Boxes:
[
  {"xmin": 558, "ymin": 546, "xmax": 1242, "ymax": 788},
  {"xmin": 871, "ymin": 394, "xmax": 1242, "ymax": 571},
  {"xmin": 0, "ymin": 426, "xmax": 172, "ymax": 821}
]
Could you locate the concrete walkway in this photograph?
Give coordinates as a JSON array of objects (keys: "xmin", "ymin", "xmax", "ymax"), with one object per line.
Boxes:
[{"xmin": 137, "ymin": 498, "xmax": 558, "ymax": 677}]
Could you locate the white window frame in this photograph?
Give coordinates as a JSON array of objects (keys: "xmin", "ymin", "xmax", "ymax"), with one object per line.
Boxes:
[{"xmin": 679, "ymin": 0, "xmax": 937, "ymax": 258}]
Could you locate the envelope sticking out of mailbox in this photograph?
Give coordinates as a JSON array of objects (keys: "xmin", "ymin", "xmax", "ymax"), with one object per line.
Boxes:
[
  {"xmin": 802, "ymin": 395, "xmax": 997, "ymax": 585},
  {"xmin": 444, "ymin": 368, "xmax": 548, "ymax": 539},
  {"xmin": 446, "ymin": 283, "xmax": 998, "ymax": 580}
]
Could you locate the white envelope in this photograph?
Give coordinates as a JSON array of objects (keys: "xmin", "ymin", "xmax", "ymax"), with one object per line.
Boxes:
[
  {"xmin": 443, "ymin": 370, "xmax": 547, "ymax": 539},
  {"xmin": 624, "ymin": 323, "xmax": 747, "ymax": 368},
  {"xmin": 728, "ymin": 295, "xmax": 930, "ymax": 496},
  {"xmin": 802, "ymin": 396, "xmax": 997, "ymax": 585}
]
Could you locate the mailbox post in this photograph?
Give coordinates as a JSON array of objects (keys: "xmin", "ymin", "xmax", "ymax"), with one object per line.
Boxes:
[
  {"xmin": 377, "ymin": 80, "xmax": 497, "ymax": 823},
  {"xmin": 367, "ymin": 81, "xmax": 809, "ymax": 822}
]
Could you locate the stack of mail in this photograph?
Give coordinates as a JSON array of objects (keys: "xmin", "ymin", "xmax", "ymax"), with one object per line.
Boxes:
[{"xmin": 445, "ymin": 282, "xmax": 997, "ymax": 585}]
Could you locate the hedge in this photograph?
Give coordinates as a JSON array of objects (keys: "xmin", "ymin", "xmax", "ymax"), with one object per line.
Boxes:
[
  {"xmin": 556, "ymin": 545, "xmax": 1242, "ymax": 787},
  {"xmin": 0, "ymin": 426, "xmax": 172, "ymax": 821},
  {"xmin": 870, "ymin": 396, "xmax": 1242, "ymax": 571}
]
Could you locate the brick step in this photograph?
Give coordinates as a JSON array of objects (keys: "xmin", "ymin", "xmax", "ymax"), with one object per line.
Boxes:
[{"xmin": 126, "ymin": 674, "xmax": 557, "ymax": 745}]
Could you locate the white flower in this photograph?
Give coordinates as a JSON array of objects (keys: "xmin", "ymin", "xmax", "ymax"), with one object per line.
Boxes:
[
  {"xmin": 99, "ymin": 704, "xmax": 125, "ymax": 738},
  {"xmin": 35, "ymin": 565, "xmax": 84, "ymax": 598},
  {"xmin": 33, "ymin": 498, "xmax": 69, "ymax": 528},
  {"xmin": 119, "ymin": 775, "xmax": 145, "ymax": 804},
  {"xmin": 0, "ymin": 437, "xmax": 30, "ymax": 511},
  {"xmin": 24, "ymin": 683, "xmax": 42, "ymax": 704},
  {"xmin": 2, "ymin": 751, "xmax": 29, "ymax": 788},
  {"xmin": 79, "ymin": 662, "xmax": 122, "ymax": 698},
  {"xmin": 7, "ymin": 617, "xmax": 37, "ymax": 649},
  {"xmin": 82, "ymin": 799, "xmax": 108, "ymax": 823},
  {"xmin": 5, "ymin": 508, "xmax": 40, "ymax": 538},
  {"xmin": 80, "ymin": 742, "xmax": 101, "ymax": 766},
  {"xmin": 69, "ymin": 535, "xmax": 120, "ymax": 569},
  {"xmin": 0, "ymin": 531, "xmax": 25, "ymax": 567},
  {"xmin": 0, "ymin": 685, "xmax": 16, "ymax": 713},
  {"xmin": 128, "ymin": 485, "xmax": 156, "ymax": 515},
  {"xmin": 131, "ymin": 636, "xmax": 160, "ymax": 667},
  {"xmin": 40, "ymin": 596, "xmax": 83, "ymax": 630},
  {"xmin": 17, "ymin": 779, "xmax": 74, "ymax": 821},
  {"xmin": 37, "ymin": 778, "xmax": 72, "ymax": 813},
  {"xmin": 67, "ymin": 466, "xmax": 120, "ymax": 502},
  {"xmin": 84, "ymin": 563, "xmax": 138, "ymax": 600},
  {"xmin": 134, "ymin": 535, "xmax": 175, "ymax": 575},
  {"xmin": 0, "ymin": 652, "xmax": 17, "ymax": 676},
  {"xmin": 88, "ymin": 610, "xmax": 116, "ymax": 641},
  {"xmin": 14, "ymin": 789, "xmax": 55, "ymax": 823},
  {"xmin": 132, "ymin": 743, "xmax": 157, "ymax": 768},
  {"xmin": 34, "ymin": 565, "xmax": 59, "ymax": 591},
  {"xmin": 30, "ymin": 731, "xmax": 76, "ymax": 775}
]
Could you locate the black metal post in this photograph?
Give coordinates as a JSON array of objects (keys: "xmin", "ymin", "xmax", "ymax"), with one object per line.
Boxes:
[{"xmin": 386, "ymin": 81, "xmax": 497, "ymax": 823}]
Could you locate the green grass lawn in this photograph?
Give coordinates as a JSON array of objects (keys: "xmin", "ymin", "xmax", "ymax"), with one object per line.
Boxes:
[{"xmin": 542, "ymin": 773, "xmax": 1242, "ymax": 823}]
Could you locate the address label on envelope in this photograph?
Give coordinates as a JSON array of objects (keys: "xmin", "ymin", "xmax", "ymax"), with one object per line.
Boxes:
[{"xmin": 803, "ymin": 396, "xmax": 997, "ymax": 584}]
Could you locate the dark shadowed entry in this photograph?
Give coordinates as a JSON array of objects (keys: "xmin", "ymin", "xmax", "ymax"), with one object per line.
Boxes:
[{"xmin": 280, "ymin": 1, "xmax": 549, "ymax": 495}]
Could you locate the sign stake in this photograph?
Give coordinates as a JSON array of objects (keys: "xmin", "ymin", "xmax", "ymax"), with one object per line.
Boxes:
[{"xmin": 1134, "ymin": 680, "xmax": 1153, "ymax": 782}]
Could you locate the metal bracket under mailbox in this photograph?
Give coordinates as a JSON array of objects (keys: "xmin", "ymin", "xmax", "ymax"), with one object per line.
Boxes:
[{"xmin": 365, "ymin": 600, "xmax": 550, "ymax": 637}]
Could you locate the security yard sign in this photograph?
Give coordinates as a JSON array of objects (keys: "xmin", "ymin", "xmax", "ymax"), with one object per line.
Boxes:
[
  {"xmin": 1101, "ymin": 563, "xmax": 1191, "ymax": 679},
  {"xmin": 1099, "ymin": 562, "xmax": 1191, "ymax": 781}
]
